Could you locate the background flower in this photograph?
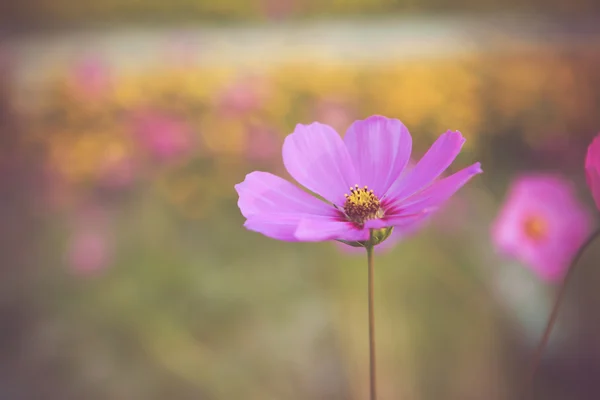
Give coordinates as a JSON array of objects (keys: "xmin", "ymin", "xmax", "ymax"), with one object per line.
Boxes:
[
  {"xmin": 129, "ymin": 109, "xmax": 194, "ymax": 162},
  {"xmin": 68, "ymin": 57, "xmax": 113, "ymax": 101},
  {"xmin": 585, "ymin": 133, "xmax": 600, "ymax": 210},
  {"xmin": 65, "ymin": 205, "xmax": 115, "ymax": 275},
  {"xmin": 492, "ymin": 174, "xmax": 592, "ymax": 282}
]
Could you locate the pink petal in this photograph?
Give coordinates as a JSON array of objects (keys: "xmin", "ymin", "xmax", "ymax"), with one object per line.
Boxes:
[
  {"xmin": 378, "ymin": 212, "xmax": 433, "ymax": 230},
  {"xmin": 585, "ymin": 133, "xmax": 600, "ymax": 210},
  {"xmin": 344, "ymin": 115, "xmax": 412, "ymax": 196},
  {"xmin": 295, "ymin": 218, "xmax": 369, "ymax": 242},
  {"xmin": 235, "ymin": 172, "xmax": 336, "ymax": 240},
  {"xmin": 388, "ymin": 163, "xmax": 482, "ymax": 215},
  {"xmin": 236, "ymin": 171, "xmax": 334, "ymax": 218},
  {"xmin": 385, "ymin": 130, "xmax": 466, "ymax": 202},
  {"xmin": 245, "ymin": 214, "xmax": 336, "ymax": 242},
  {"xmin": 67, "ymin": 230, "xmax": 113, "ymax": 274},
  {"xmin": 283, "ymin": 122, "xmax": 358, "ymax": 206}
]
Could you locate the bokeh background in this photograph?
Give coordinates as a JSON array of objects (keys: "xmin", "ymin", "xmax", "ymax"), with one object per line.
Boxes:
[{"xmin": 2, "ymin": 1, "xmax": 600, "ymax": 399}]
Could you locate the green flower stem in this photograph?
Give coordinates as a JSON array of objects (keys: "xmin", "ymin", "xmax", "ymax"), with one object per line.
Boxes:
[
  {"xmin": 366, "ymin": 229, "xmax": 377, "ymax": 400},
  {"xmin": 522, "ymin": 229, "xmax": 600, "ymax": 399}
]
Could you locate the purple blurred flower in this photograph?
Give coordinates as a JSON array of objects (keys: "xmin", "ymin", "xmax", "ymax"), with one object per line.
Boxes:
[
  {"xmin": 235, "ymin": 115, "xmax": 481, "ymax": 244},
  {"xmin": 67, "ymin": 230, "xmax": 112, "ymax": 275},
  {"xmin": 69, "ymin": 57, "xmax": 112, "ymax": 100},
  {"xmin": 313, "ymin": 98, "xmax": 355, "ymax": 134},
  {"xmin": 130, "ymin": 110, "xmax": 194, "ymax": 162},
  {"xmin": 492, "ymin": 175, "xmax": 592, "ymax": 282},
  {"xmin": 66, "ymin": 205, "xmax": 114, "ymax": 275},
  {"xmin": 215, "ymin": 76, "xmax": 268, "ymax": 116},
  {"xmin": 585, "ymin": 133, "xmax": 600, "ymax": 210}
]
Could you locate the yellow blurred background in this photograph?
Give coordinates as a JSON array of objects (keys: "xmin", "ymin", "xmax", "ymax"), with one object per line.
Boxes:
[{"xmin": 1, "ymin": 2, "xmax": 600, "ymax": 399}]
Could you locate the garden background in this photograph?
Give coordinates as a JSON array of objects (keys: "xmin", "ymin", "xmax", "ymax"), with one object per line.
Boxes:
[{"xmin": 2, "ymin": 1, "xmax": 600, "ymax": 399}]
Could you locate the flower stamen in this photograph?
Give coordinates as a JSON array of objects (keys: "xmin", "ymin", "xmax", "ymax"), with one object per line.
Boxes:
[
  {"xmin": 523, "ymin": 214, "xmax": 548, "ymax": 242},
  {"xmin": 343, "ymin": 184, "xmax": 383, "ymax": 226}
]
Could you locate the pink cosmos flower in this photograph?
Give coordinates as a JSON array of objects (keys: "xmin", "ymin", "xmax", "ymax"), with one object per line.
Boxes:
[
  {"xmin": 585, "ymin": 133, "xmax": 600, "ymax": 210},
  {"xmin": 69, "ymin": 57, "xmax": 112, "ymax": 100},
  {"xmin": 215, "ymin": 76, "xmax": 269, "ymax": 117},
  {"xmin": 492, "ymin": 175, "xmax": 592, "ymax": 282},
  {"xmin": 66, "ymin": 205, "xmax": 114, "ymax": 275},
  {"xmin": 235, "ymin": 115, "xmax": 482, "ymax": 243},
  {"xmin": 335, "ymin": 158, "xmax": 429, "ymax": 253},
  {"xmin": 67, "ymin": 230, "xmax": 113, "ymax": 275},
  {"xmin": 130, "ymin": 110, "xmax": 194, "ymax": 162},
  {"xmin": 313, "ymin": 98, "xmax": 356, "ymax": 134}
]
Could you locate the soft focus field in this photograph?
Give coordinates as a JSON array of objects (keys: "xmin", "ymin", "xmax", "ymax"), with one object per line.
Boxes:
[{"xmin": 2, "ymin": 6, "xmax": 600, "ymax": 400}]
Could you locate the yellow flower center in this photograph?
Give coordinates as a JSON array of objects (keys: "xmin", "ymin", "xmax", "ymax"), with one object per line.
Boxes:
[
  {"xmin": 343, "ymin": 185, "xmax": 383, "ymax": 226},
  {"xmin": 523, "ymin": 214, "xmax": 548, "ymax": 242}
]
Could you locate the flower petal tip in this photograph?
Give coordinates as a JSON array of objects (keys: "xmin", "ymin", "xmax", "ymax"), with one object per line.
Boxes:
[
  {"xmin": 436, "ymin": 130, "xmax": 467, "ymax": 151},
  {"xmin": 446, "ymin": 129, "xmax": 466, "ymax": 143},
  {"xmin": 234, "ymin": 171, "xmax": 260, "ymax": 196},
  {"xmin": 292, "ymin": 121, "xmax": 337, "ymax": 134},
  {"xmin": 233, "ymin": 180, "xmax": 243, "ymax": 194},
  {"xmin": 362, "ymin": 114, "xmax": 398, "ymax": 123}
]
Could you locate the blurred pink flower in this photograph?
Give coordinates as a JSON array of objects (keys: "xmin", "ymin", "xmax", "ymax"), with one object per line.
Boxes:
[
  {"xmin": 66, "ymin": 205, "xmax": 114, "ymax": 275},
  {"xmin": 313, "ymin": 98, "xmax": 356, "ymax": 134},
  {"xmin": 585, "ymin": 133, "xmax": 600, "ymax": 210},
  {"xmin": 69, "ymin": 57, "xmax": 112, "ymax": 100},
  {"xmin": 67, "ymin": 230, "xmax": 113, "ymax": 275},
  {"xmin": 492, "ymin": 175, "xmax": 592, "ymax": 282},
  {"xmin": 130, "ymin": 110, "xmax": 194, "ymax": 162},
  {"xmin": 245, "ymin": 125, "xmax": 281, "ymax": 162},
  {"xmin": 215, "ymin": 76, "xmax": 269, "ymax": 116}
]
